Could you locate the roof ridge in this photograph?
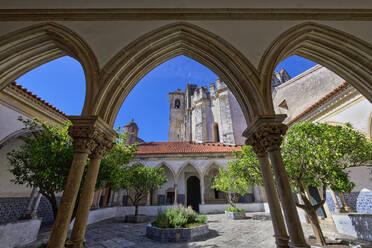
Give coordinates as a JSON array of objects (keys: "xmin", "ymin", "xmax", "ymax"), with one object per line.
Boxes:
[
  {"xmin": 11, "ymin": 82, "xmax": 67, "ymax": 117},
  {"xmin": 287, "ymin": 82, "xmax": 349, "ymax": 125}
]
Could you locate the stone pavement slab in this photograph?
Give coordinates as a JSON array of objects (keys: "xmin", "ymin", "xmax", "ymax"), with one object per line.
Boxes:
[{"xmin": 23, "ymin": 213, "xmax": 369, "ymax": 248}]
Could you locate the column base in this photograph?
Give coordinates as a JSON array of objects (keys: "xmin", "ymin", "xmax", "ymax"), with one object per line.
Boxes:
[
  {"xmin": 274, "ymin": 234, "xmax": 290, "ymax": 248},
  {"xmin": 65, "ymin": 239, "xmax": 85, "ymax": 248},
  {"xmin": 288, "ymin": 242, "xmax": 310, "ymax": 248}
]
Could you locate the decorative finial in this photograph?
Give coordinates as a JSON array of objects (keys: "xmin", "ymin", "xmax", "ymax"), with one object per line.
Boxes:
[{"xmin": 131, "ymin": 118, "xmax": 134, "ymax": 122}]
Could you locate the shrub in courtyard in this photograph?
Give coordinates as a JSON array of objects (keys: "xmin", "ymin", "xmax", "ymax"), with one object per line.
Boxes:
[
  {"xmin": 152, "ymin": 205, "xmax": 207, "ymax": 228},
  {"xmin": 225, "ymin": 207, "xmax": 244, "ymax": 212}
]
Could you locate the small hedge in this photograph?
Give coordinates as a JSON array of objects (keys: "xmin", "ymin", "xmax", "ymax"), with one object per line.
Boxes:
[
  {"xmin": 225, "ymin": 207, "xmax": 244, "ymax": 212},
  {"xmin": 152, "ymin": 205, "xmax": 207, "ymax": 228}
]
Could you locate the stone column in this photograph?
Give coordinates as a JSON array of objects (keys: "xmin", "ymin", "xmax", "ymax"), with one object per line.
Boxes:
[
  {"xmin": 338, "ymin": 193, "xmax": 353, "ymax": 212},
  {"xmin": 330, "ymin": 190, "xmax": 342, "ymax": 213},
  {"xmin": 246, "ymin": 137, "xmax": 289, "ymax": 248},
  {"xmin": 200, "ymin": 177, "xmax": 205, "ymax": 205},
  {"xmin": 47, "ymin": 117, "xmax": 99, "ymax": 248},
  {"xmin": 118, "ymin": 189, "xmax": 124, "ymax": 206},
  {"xmin": 67, "ymin": 118, "xmax": 115, "ymax": 248},
  {"xmin": 146, "ymin": 192, "xmax": 151, "ymax": 206},
  {"xmin": 97, "ymin": 188, "xmax": 103, "ymax": 208},
  {"xmin": 174, "ymin": 184, "xmax": 178, "ymax": 205},
  {"xmin": 317, "ymin": 187, "xmax": 333, "ymax": 223},
  {"xmin": 102, "ymin": 187, "xmax": 110, "ymax": 207},
  {"xmin": 24, "ymin": 187, "xmax": 38, "ymax": 219},
  {"xmin": 244, "ymin": 115, "xmax": 309, "ymax": 248},
  {"xmin": 108, "ymin": 189, "xmax": 115, "ymax": 207},
  {"xmin": 31, "ymin": 192, "xmax": 42, "ymax": 218}
]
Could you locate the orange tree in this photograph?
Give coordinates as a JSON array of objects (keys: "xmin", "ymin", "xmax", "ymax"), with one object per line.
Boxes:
[{"xmin": 282, "ymin": 122, "xmax": 372, "ymax": 246}]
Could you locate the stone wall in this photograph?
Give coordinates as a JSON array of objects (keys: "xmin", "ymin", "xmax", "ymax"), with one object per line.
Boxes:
[
  {"xmin": 0, "ymin": 197, "xmax": 56, "ymax": 226},
  {"xmin": 326, "ymin": 190, "xmax": 372, "ymax": 214}
]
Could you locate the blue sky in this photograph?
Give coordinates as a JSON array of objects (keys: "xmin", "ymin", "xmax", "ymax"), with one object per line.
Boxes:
[{"xmin": 16, "ymin": 55, "xmax": 316, "ymax": 141}]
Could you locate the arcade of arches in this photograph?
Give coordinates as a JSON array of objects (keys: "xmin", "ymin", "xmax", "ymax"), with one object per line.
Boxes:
[{"xmin": 1, "ymin": 4, "xmax": 372, "ymax": 248}]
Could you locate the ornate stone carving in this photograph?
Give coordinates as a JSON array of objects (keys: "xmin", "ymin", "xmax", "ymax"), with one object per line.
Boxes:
[
  {"xmin": 90, "ymin": 135, "xmax": 115, "ymax": 159},
  {"xmin": 245, "ymin": 136, "xmax": 266, "ymax": 157},
  {"xmin": 69, "ymin": 126, "xmax": 100, "ymax": 153},
  {"xmin": 68, "ymin": 116, "xmax": 117, "ymax": 155},
  {"xmin": 254, "ymin": 123, "xmax": 287, "ymax": 151}
]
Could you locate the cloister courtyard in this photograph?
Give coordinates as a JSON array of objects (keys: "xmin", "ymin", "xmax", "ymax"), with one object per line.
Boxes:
[{"xmin": 23, "ymin": 213, "xmax": 371, "ymax": 248}]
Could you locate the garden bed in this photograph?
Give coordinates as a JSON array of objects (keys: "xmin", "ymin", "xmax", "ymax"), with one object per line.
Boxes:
[
  {"xmin": 146, "ymin": 205, "xmax": 208, "ymax": 242},
  {"xmin": 146, "ymin": 223, "xmax": 209, "ymax": 242},
  {"xmin": 225, "ymin": 207, "xmax": 246, "ymax": 220}
]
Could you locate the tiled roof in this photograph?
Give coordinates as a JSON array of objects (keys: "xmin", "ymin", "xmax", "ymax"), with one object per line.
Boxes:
[
  {"xmin": 10, "ymin": 82, "xmax": 67, "ymax": 117},
  {"xmin": 137, "ymin": 141, "xmax": 241, "ymax": 155},
  {"xmin": 287, "ymin": 82, "xmax": 349, "ymax": 126}
]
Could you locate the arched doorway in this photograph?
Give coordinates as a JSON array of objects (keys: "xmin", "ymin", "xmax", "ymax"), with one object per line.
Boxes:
[{"xmin": 187, "ymin": 176, "xmax": 201, "ymax": 212}]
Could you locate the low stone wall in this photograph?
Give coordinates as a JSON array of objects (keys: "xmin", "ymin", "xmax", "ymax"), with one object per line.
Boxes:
[
  {"xmin": 70, "ymin": 205, "xmax": 175, "ymax": 229},
  {"xmin": 332, "ymin": 213, "xmax": 372, "ymax": 242},
  {"xmin": 146, "ymin": 223, "xmax": 209, "ymax": 242},
  {"xmin": 0, "ymin": 218, "xmax": 41, "ymax": 248},
  {"xmin": 70, "ymin": 204, "xmax": 265, "ymax": 229},
  {"xmin": 199, "ymin": 203, "xmax": 265, "ymax": 214}
]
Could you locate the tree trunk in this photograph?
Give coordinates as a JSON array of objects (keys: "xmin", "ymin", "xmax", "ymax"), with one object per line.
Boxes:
[
  {"xmin": 226, "ymin": 192, "xmax": 236, "ymax": 208},
  {"xmin": 135, "ymin": 205, "xmax": 139, "ymax": 216},
  {"xmin": 306, "ymin": 209, "xmax": 327, "ymax": 247},
  {"xmin": 46, "ymin": 194, "xmax": 59, "ymax": 219}
]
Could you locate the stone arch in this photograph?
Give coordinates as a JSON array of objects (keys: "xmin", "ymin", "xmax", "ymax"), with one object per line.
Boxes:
[
  {"xmin": 156, "ymin": 162, "xmax": 176, "ymax": 182},
  {"xmin": 203, "ymin": 162, "xmax": 226, "ymax": 203},
  {"xmin": 94, "ymin": 22, "xmax": 266, "ymax": 127},
  {"xmin": 202, "ymin": 161, "xmax": 225, "ymax": 177},
  {"xmin": 259, "ymin": 22, "xmax": 372, "ymax": 111},
  {"xmin": 0, "ymin": 22, "xmax": 100, "ymax": 115},
  {"xmin": 176, "ymin": 161, "xmax": 202, "ymax": 181},
  {"xmin": 0, "ymin": 128, "xmax": 40, "ymax": 149}
]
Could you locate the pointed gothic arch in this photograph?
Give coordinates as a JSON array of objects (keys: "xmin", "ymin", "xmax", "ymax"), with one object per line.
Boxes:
[
  {"xmin": 176, "ymin": 161, "xmax": 202, "ymax": 181},
  {"xmin": 259, "ymin": 22, "xmax": 372, "ymax": 110},
  {"xmin": 156, "ymin": 162, "xmax": 176, "ymax": 182},
  {"xmin": 0, "ymin": 22, "xmax": 100, "ymax": 115},
  {"xmin": 93, "ymin": 22, "xmax": 266, "ymax": 127}
]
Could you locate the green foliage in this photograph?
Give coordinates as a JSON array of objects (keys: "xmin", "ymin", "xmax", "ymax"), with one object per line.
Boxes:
[
  {"xmin": 282, "ymin": 122, "xmax": 372, "ymax": 246},
  {"xmin": 282, "ymin": 122, "xmax": 372, "ymax": 194},
  {"xmin": 120, "ymin": 163, "xmax": 167, "ymax": 215},
  {"xmin": 152, "ymin": 206, "xmax": 207, "ymax": 228},
  {"xmin": 97, "ymin": 128, "xmax": 137, "ymax": 191},
  {"xmin": 7, "ymin": 118, "xmax": 136, "ymax": 219},
  {"xmin": 229, "ymin": 146, "xmax": 263, "ymax": 186},
  {"xmin": 225, "ymin": 207, "xmax": 244, "ymax": 212},
  {"xmin": 7, "ymin": 117, "xmax": 74, "ymax": 217},
  {"xmin": 212, "ymin": 145, "xmax": 262, "ymax": 207}
]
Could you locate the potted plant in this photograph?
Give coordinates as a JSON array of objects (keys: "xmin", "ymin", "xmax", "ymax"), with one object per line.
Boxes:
[{"xmin": 146, "ymin": 205, "xmax": 209, "ymax": 242}]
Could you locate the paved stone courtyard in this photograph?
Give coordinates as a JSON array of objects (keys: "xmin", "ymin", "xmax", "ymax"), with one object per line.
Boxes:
[{"xmin": 24, "ymin": 213, "xmax": 370, "ymax": 248}]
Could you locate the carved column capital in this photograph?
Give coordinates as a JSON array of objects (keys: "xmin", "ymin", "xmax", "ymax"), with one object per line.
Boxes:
[
  {"xmin": 69, "ymin": 126, "xmax": 99, "ymax": 154},
  {"xmin": 245, "ymin": 136, "xmax": 267, "ymax": 157},
  {"xmin": 90, "ymin": 135, "xmax": 115, "ymax": 159},
  {"xmin": 254, "ymin": 122, "xmax": 288, "ymax": 152},
  {"xmin": 68, "ymin": 116, "xmax": 117, "ymax": 155},
  {"xmin": 243, "ymin": 115, "xmax": 288, "ymax": 152}
]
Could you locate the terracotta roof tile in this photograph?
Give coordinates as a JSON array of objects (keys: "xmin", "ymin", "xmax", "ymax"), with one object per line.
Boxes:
[
  {"xmin": 11, "ymin": 82, "xmax": 67, "ymax": 117},
  {"xmin": 137, "ymin": 141, "xmax": 241, "ymax": 155},
  {"xmin": 287, "ymin": 82, "xmax": 349, "ymax": 126}
]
